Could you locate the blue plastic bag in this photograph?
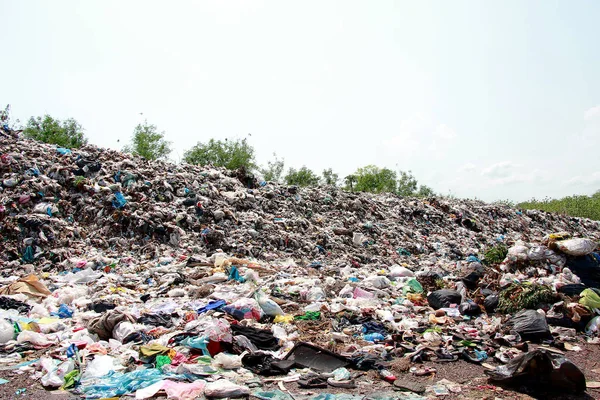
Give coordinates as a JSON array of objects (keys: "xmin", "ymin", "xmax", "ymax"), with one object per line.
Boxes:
[
  {"xmin": 112, "ymin": 192, "xmax": 127, "ymax": 209},
  {"xmin": 51, "ymin": 304, "xmax": 74, "ymax": 319}
]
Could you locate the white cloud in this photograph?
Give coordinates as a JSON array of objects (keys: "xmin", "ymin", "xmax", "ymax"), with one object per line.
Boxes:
[
  {"xmin": 434, "ymin": 124, "xmax": 457, "ymax": 140},
  {"xmin": 584, "ymin": 105, "xmax": 600, "ymax": 121},
  {"xmin": 458, "ymin": 163, "xmax": 476, "ymax": 173},
  {"xmin": 481, "ymin": 161, "xmax": 518, "ymax": 178},
  {"xmin": 564, "ymin": 171, "xmax": 600, "ymax": 186}
]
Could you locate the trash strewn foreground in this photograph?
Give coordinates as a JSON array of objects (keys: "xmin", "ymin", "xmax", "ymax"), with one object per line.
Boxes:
[{"xmin": 1, "ymin": 128, "xmax": 600, "ymax": 399}]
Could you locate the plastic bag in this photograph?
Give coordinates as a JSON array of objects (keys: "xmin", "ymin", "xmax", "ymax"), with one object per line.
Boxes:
[
  {"xmin": 483, "ymin": 294, "xmax": 499, "ymax": 313},
  {"xmin": 17, "ymin": 330, "xmax": 54, "ymax": 347},
  {"xmin": 211, "ymin": 352, "xmax": 244, "ymax": 369},
  {"xmin": 0, "ymin": 319, "xmax": 14, "ymax": 343},
  {"xmin": 255, "ymin": 292, "xmax": 284, "ymax": 317},
  {"xmin": 566, "ymin": 253, "xmax": 600, "ymax": 288},
  {"xmin": 586, "ymin": 316, "xmax": 600, "ymax": 336},
  {"xmin": 364, "ymin": 276, "xmax": 390, "ymax": 289},
  {"xmin": 389, "ymin": 265, "xmax": 414, "ymax": 278},
  {"xmin": 41, "ymin": 358, "xmax": 74, "ymax": 387},
  {"xmin": 556, "ymin": 238, "xmax": 597, "ymax": 256},
  {"xmin": 485, "ymin": 348, "xmax": 585, "ymax": 393},
  {"xmin": 579, "ymin": 288, "xmax": 600, "ymax": 309},
  {"xmin": 204, "ymin": 379, "xmax": 250, "ymax": 398},
  {"xmin": 506, "ymin": 309, "xmax": 550, "ymax": 341},
  {"xmin": 458, "ymin": 301, "xmax": 481, "ymax": 316},
  {"xmin": 223, "ymin": 298, "xmax": 264, "ymax": 321},
  {"xmin": 81, "ymin": 355, "xmax": 118, "ymax": 379},
  {"xmin": 427, "ymin": 289, "xmax": 462, "ymax": 310}
]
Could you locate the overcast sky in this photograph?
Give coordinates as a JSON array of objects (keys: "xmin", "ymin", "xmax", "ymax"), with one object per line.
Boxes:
[{"xmin": 2, "ymin": 1, "xmax": 600, "ymax": 202}]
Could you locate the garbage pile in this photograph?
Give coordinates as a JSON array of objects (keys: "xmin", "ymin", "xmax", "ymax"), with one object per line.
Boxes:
[{"xmin": 1, "ymin": 130, "xmax": 600, "ymax": 399}]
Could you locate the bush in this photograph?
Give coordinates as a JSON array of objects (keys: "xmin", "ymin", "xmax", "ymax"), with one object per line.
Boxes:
[
  {"xmin": 322, "ymin": 168, "xmax": 339, "ymax": 186},
  {"xmin": 519, "ymin": 192, "xmax": 600, "ymax": 221},
  {"xmin": 24, "ymin": 115, "xmax": 87, "ymax": 148},
  {"xmin": 260, "ymin": 154, "xmax": 285, "ymax": 182},
  {"xmin": 123, "ymin": 121, "xmax": 171, "ymax": 161},
  {"xmin": 284, "ymin": 166, "xmax": 320, "ymax": 187},
  {"xmin": 183, "ymin": 138, "xmax": 255, "ymax": 170},
  {"xmin": 348, "ymin": 165, "xmax": 397, "ymax": 193}
]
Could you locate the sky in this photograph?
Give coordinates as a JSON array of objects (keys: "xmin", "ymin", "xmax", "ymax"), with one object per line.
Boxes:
[{"xmin": 2, "ymin": 0, "xmax": 600, "ymax": 202}]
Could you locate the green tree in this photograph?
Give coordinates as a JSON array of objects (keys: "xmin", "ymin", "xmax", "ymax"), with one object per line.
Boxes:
[
  {"xmin": 183, "ymin": 138, "xmax": 256, "ymax": 170},
  {"xmin": 260, "ymin": 153, "xmax": 285, "ymax": 182},
  {"xmin": 284, "ymin": 166, "xmax": 320, "ymax": 187},
  {"xmin": 123, "ymin": 120, "xmax": 171, "ymax": 160},
  {"xmin": 344, "ymin": 175, "xmax": 357, "ymax": 191},
  {"xmin": 416, "ymin": 184, "xmax": 435, "ymax": 197},
  {"xmin": 397, "ymin": 170, "xmax": 418, "ymax": 196},
  {"xmin": 322, "ymin": 168, "xmax": 339, "ymax": 186},
  {"xmin": 352, "ymin": 165, "xmax": 397, "ymax": 193},
  {"xmin": 24, "ymin": 114, "xmax": 87, "ymax": 148}
]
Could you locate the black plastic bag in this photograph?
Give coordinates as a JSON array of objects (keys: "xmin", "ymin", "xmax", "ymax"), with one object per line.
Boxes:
[
  {"xmin": 557, "ymin": 283, "xmax": 587, "ymax": 296},
  {"xmin": 485, "ymin": 348, "xmax": 586, "ymax": 393},
  {"xmin": 427, "ymin": 289, "xmax": 462, "ymax": 310},
  {"xmin": 283, "ymin": 342, "xmax": 349, "ymax": 372},
  {"xmin": 459, "ymin": 301, "xmax": 481, "ymax": 316},
  {"xmin": 506, "ymin": 309, "xmax": 551, "ymax": 341},
  {"xmin": 484, "ymin": 294, "xmax": 499, "ymax": 313},
  {"xmin": 566, "ymin": 253, "xmax": 600, "ymax": 288}
]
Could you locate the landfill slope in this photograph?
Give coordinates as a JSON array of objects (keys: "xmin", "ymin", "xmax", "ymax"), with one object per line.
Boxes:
[
  {"xmin": 2, "ymin": 131, "xmax": 600, "ymax": 400},
  {"xmin": 1, "ymin": 133, "xmax": 598, "ymax": 271}
]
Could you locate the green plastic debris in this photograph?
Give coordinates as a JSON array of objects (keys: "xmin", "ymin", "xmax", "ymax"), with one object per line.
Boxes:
[
  {"xmin": 396, "ymin": 248, "xmax": 411, "ymax": 256},
  {"xmin": 579, "ymin": 289, "xmax": 600, "ymax": 309},
  {"xmin": 294, "ymin": 311, "xmax": 321, "ymax": 321},
  {"xmin": 403, "ymin": 278, "xmax": 423, "ymax": 295},
  {"xmin": 155, "ymin": 355, "xmax": 172, "ymax": 369},
  {"xmin": 61, "ymin": 370, "xmax": 79, "ymax": 389}
]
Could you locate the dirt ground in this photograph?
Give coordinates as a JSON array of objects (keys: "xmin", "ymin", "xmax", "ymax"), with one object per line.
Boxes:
[{"xmin": 0, "ymin": 340, "xmax": 598, "ymax": 400}]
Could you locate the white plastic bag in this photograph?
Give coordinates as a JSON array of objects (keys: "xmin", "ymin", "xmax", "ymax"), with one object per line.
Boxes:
[
  {"xmin": 204, "ymin": 379, "xmax": 250, "ymax": 398},
  {"xmin": 211, "ymin": 352, "xmax": 244, "ymax": 369},
  {"xmin": 0, "ymin": 319, "xmax": 14, "ymax": 344},
  {"xmin": 556, "ymin": 238, "xmax": 597, "ymax": 256}
]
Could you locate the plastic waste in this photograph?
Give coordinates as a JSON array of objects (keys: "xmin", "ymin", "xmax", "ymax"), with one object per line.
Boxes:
[
  {"xmin": 555, "ymin": 238, "xmax": 597, "ymax": 256},
  {"xmin": 255, "ymin": 292, "xmax": 284, "ymax": 316},
  {"xmin": 81, "ymin": 355, "xmax": 117, "ymax": 379},
  {"xmin": 0, "ymin": 319, "xmax": 14, "ymax": 344},
  {"xmin": 586, "ymin": 316, "xmax": 600, "ymax": 336},
  {"xmin": 41, "ymin": 358, "xmax": 74, "ymax": 387},
  {"xmin": 427, "ymin": 289, "xmax": 462, "ymax": 310},
  {"xmin": 211, "ymin": 352, "xmax": 244, "ymax": 369},
  {"xmin": 204, "ymin": 379, "xmax": 250, "ymax": 398},
  {"xmin": 506, "ymin": 309, "xmax": 551, "ymax": 341},
  {"xmin": 579, "ymin": 288, "xmax": 600, "ymax": 309},
  {"xmin": 485, "ymin": 348, "xmax": 585, "ymax": 393}
]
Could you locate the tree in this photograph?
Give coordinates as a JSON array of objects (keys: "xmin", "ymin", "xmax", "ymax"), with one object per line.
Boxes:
[
  {"xmin": 397, "ymin": 170, "xmax": 418, "ymax": 196},
  {"xmin": 24, "ymin": 114, "xmax": 87, "ymax": 148},
  {"xmin": 344, "ymin": 175, "xmax": 357, "ymax": 191},
  {"xmin": 352, "ymin": 165, "xmax": 397, "ymax": 193},
  {"xmin": 183, "ymin": 138, "xmax": 256, "ymax": 170},
  {"xmin": 416, "ymin": 185, "xmax": 435, "ymax": 197},
  {"xmin": 284, "ymin": 166, "xmax": 320, "ymax": 187},
  {"xmin": 123, "ymin": 120, "xmax": 171, "ymax": 161},
  {"xmin": 260, "ymin": 153, "xmax": 285, "ymax": 182},
  {"xmin": 322, "ymin": 168, "xmax": 339, "ymax": 186}
]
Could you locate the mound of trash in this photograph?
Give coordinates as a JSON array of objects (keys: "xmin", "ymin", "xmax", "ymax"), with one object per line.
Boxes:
[{"xmin": 1, "ymin": 129, "xmax": 600, "ymax": 398}]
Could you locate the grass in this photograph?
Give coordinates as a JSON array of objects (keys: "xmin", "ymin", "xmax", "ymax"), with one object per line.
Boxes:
[{"xmin": 519, "ymin": 191, "xmax": 600, "ymax": 221}]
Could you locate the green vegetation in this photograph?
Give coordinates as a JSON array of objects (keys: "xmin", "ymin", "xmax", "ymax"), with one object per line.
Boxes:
[
  {"xmin": 483, "ymin": 244, "xmax": 508, "ymax": 266},
  {"xmin": 519, "ymin": 192, "xmax": 600, "ymax": 221},
  {"xmin": 349, "ymin": 165, "xmax": 397, "ymax": 193},
  {"xmin": 123, "ymin": 121, "xmax": 171, "ymax": 161},
  {"xmin": 183, "ymin": 138, "xmax": 255, "ymax": 170},
  {"xmin": 24, "ymin": 115, "xmax": 87, "ymax": 148},
  {"xmin": 284, "ymin": 166, "xmax": 320, "ymax": 187},
  {"xmin": 322, "ymin": 168, "xmax": 339, "ymax": 186},
  {"xmin": 260, "ymin": 154, "xmax": 285, "ymax": 182},
  {"xmin": 497, "ymin": 283, "xmax": 556, "ymax": 313},
  {"xmin": 344, "ymin": 166, "xmax": 435, "ymax": 197}
]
